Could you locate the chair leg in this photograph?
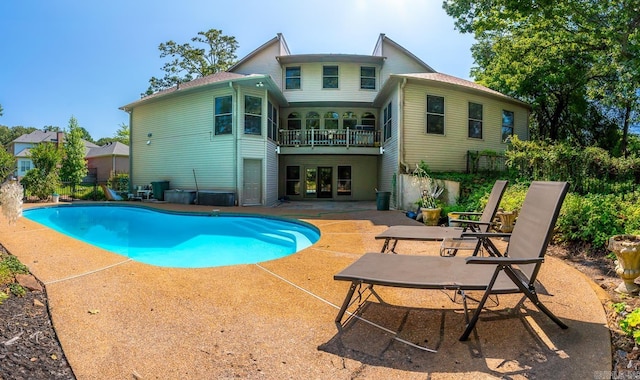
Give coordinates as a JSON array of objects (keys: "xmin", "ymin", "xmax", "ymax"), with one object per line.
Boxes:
[
  {"xmin": 459, "ymin": 268, "xmax": 502, "ymax": 341},
  {"xmin": 335, "ymin": 282, "xmax": 358, "ymax": 326}
]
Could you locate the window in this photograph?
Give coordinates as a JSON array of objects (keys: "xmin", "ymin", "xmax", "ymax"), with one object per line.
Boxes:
[
  {"xmin": 267, "ymin": 101, "xmax": 278, "ymax": 140},
  {"xmin": 20, "ymin": 160, "xmax": 31, "ymax": 173},
  {"xmin": 286, "ymin": 166, "xmax": 301, "ymax": 195},
  {"xmin": 426, "ymin": 95, "xmax": 445, "ymax": 134},
  {"xmin": 324, "ymin": 111, "xmax": 339, "ymax": 129},
  {"xmin": 502, "ymin": 110, "xmax": 514, "ymax": 142},
  {"xmin": 323, "ymin": 65, "xmax": 339, "ymax": 89},
  {"xmin": 244, "ymin": 95, "xmax": 262, "ymax": 135},
  {"xmin": 285, "ymin": 66, "xmax": 301, "ymax": 89},
  {"xmin": 337, "ymin": 166, "xmax": 352, "ymax": 195},
  {"xmin": 214, "ymin": 95, "xmax": 232, "ymax": 135},
  {"xmin": 306, "ymin": 111, "xmax": 320, "ymax": 130},
  {"xmin": 360, "ymin": 66, "xmax": 376, "ymax": 90},
  {"xmin": 383, "ymin": 103, "xmax": 392, "ymax": 140},
  {"xmin": 468, "ymin": 102, "xmax": 483, "ymax": 139},
  {"xmin": 343, "ymin": 111, "xmax": 357, "ymax": 130},
  {"xmin": 287, "ymin": 112, "xmax": 301, "ymax": 130},
  {"xmin": 361, "ymin": 112, "xmax": 376, "ymax": 128}
]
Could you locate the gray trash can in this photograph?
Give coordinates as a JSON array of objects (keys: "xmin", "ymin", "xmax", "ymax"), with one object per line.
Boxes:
[
  {"xmin": 376, "ymin": 191, "xmax": 391, "ymax": 211},
  {"xmin": 151, "ymin": 181, "xmax": 170, "ymax": 201}
]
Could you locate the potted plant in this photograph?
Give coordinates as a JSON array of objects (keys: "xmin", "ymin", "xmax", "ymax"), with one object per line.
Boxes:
[
  {"xmin": 412, "ymin": 164, "xmax": 444, "ymax": 226},
  {"xmin": 51, "ymin": 193, "xmax": 60, "ymax": 203},
  {"xmin": 608, "ymin": 235, "xmax": 640, "ymax": 294}
]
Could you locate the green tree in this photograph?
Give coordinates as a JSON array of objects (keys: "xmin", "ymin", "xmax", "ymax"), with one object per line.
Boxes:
[
  {"xmin": 95, "ymin": 123, "xmax": 130, "ymax": 146},
  {"xmin": 443, "ymin": 0, "xmax": 640, "ymax": 152},
  {"xmin": 0, "ymin": 104, "xmax": 3, "ymax": 117},
  {"xmin": 0, "ymin": 148, "xmax": 15, "ymax": 181},
  {"xmin": 0, "ymin": 126, "xmax": 38, "ymax": 148},
  {"xmin": 144, "ymin": 29, "xmax": 238, "ymax": 96},
  {"xmin": 21, "ymin": 142, "xmax": 62, "ymax": 200},
  {"xmin": 60, "ymin": 116, "xmax": 88, "ymax": 191}
]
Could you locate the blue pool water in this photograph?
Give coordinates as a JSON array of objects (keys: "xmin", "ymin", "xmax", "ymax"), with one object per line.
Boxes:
[{"xmin": 24, "ymin": 205, "xmax": 320, "ymax": 268}]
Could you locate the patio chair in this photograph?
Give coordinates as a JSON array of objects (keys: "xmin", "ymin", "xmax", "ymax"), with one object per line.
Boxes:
[
  {"xmin": 377, "ymin": 180, "xmax": 508, "ymax": 256},
  {"xmin": 334, "ymin": 181, "xmax": 569, "ymax": 342},
  {"xmin": 100, "ymin": 184, "xmax": 123, "ymax": 201}
]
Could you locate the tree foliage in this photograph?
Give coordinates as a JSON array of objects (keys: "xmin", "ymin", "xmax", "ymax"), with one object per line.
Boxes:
[
  {"xmin": 95, "ymin": 123, "xmax": 129, "ymax": 146},
  {"xmin": 60, "ymin": 116, "xmax": 88, "ymax": 187},
  {"xmin": 0, "ymin": 125, "xmax": 38, "ymax": 148},
  {"xmin": 443, "ymin": 0, "xmax": 640, "ymax": 154},
  {"xmin": 144, "ymin": 29, "xmax": 239, "ymax": 96},
  {"xmin": 0, "ymin": 148, "xmax": 15, "ymax": 182},
  {"xmin": 21, "ymin": 141, "xmax": 62, "ymax": 200}
]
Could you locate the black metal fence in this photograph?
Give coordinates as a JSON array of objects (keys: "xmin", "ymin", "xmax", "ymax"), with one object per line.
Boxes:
[{"xmin": 466, "ymin": 151, "xmax": 507, "ymax": 174}]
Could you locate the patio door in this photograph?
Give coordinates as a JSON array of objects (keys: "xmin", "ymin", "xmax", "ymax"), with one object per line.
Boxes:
[{"xmin": 305, "ymin": 166, "xmax": 333, "ymax": 198}]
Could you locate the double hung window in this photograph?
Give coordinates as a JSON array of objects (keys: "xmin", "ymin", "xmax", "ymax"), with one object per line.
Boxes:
[
  {"xmin": 383, "ymin": 103, "xmax": 392, "ymax": 140},
  {"xmin": 468, "ymin": 102, "xmax": 483, "ymax": 139},
  {"xmin": 214, "ymin": 95, "xmax": 232, "ymax": 135},
  {"xmin": 323, "ymin": 65, "xmax": 339, "ymax": 89},
  {"xmin": 502, "ymin": 110, "xmax": 514, "ymax": 142},
  {"xmin": 426, "ymin": 95, "xmax": 445, "ymax": 135},
  {"xmin": 285, "ymin": 67, "xmax": 301, "ymax": 89},
  {"xmin": 244, "ymin": 95, "xmax": 262, "ymax": 135},
  {"xmin": 360, "ymin": 66, "xmax": 376, "ymax": 90}
]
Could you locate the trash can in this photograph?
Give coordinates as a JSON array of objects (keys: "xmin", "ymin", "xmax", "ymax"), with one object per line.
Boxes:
[
  {"xmin": 151, "ymin": 181, "xmax": 170, "ymax": 201},
  {"xmin": 376, "ymin": 191, "xmax": 391, "ymax": 211}
]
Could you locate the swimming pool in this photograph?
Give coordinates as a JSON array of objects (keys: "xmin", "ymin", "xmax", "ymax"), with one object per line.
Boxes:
[{"xmin": 23, "ymin": 205, "xmax": 320, "ymax": 268}]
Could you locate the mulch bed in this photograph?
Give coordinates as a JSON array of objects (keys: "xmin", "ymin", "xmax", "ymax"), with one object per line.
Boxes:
[{"xmin": 0, "ymin": 242, "xmax": 637, "ymax": 378}]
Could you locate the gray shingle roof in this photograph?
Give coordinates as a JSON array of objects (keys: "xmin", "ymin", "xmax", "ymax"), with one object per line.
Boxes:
[{"xmin": 86, "ymin": 142, "xmax": 129, "ymax": 158}]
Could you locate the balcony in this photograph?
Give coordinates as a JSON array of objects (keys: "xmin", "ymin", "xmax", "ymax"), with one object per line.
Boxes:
[{"xmin": 278, "ymin": 128, "xmax": 382, "ymax": 155}]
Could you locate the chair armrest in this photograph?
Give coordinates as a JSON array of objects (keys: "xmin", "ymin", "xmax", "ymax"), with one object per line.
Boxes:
[
  {"xmin": 465, "ymin": 256, "xmax": 543, "ymax": 265},
  {"xmin": 452, "ymin": 220, "xmax": 492, "ymax": 226},
  {"xmin": 460, "ymin": 231, "xmax": 511, "ymax": 239},
  {"xmin": 452, "ymin": 212, "xmax": 482, "ymax": 216}
]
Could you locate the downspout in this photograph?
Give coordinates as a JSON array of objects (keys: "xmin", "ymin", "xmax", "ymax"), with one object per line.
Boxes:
[
  {"xmin": 127, "ymin": 109, "xmax": 133, "ymax": 195},
  {"xmin": 230, "ymin": 81, "xmax": 239, "ymax": 205},
  {"xmin": 398, "ymin": 78, "xmax": 409, "ymax": 210}
]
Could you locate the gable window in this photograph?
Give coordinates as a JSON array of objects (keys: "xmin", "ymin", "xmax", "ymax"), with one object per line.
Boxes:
[
  {"xmin": 361, "ymin": 112, "xmax": 376, "ymax": 128},
  {"xmin": 244, "ymin": 95, "xmax": 262, "ymax": 135},
  {"xmin": 383, "ymin": 102, "xmax": 392, "ymax": 140},
  {"xmin": 426, "ymin": 95, "xmax": 445, "ymax": 135},
  {"xmin": 306, "ymin": 112, "xmax": 320, "ymax": 130},
  {"xmin": 323, "ymin": 65, "xmax": 339, "ymax": 89},
  {"xmin": 214, "ymin": 96, "xmax": 232, "ymax": 135},
  {"xmin": 324, "ymin": 111, "xmax": 339, "ymax": 129},
  {"xmin": 286, "ymin": 166, "xmax": 301, "ymax": 195},
  {"xmin": 337, "ymin": 166, "xmax": 352, "ymax": 196},
  {"xmin": 468, "ymin": 102, "xmax": 483, "ymax": 139},
  {"xmin": 360, "ymin": 66, "xmax": 376, "ymax": 90},
  {"xmin": 287, "ymin": 112, "xmax": 301, "ymax": 130},
  {"xmin": 285, "ymin": 67, "xmax": 301, "ymax": 90},
  {"xmin": 267, "ymin": 101, "xmax": 278, "ymax": 140},
  {"xmin": 343, "ymin": 111, "xmax": 357, "ymax": 130},
  {"xmin": 502, "ymin": 110, "xmax": 514, "ymax": 142}
]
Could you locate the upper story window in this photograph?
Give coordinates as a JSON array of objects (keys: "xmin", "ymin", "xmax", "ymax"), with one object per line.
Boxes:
[
  {"xmin": 287, "ymin": 112, "xmax": 301, "ymax": 130},
  {"xmin": 360, "ymin": 66, "xmax": 376, "ymax": 90},
  {"xmin": 343, "ymin": 111, "xmax": 357, "ymax": 129},
  {"xmin": 323, "ymin": 65, "xmax": 339, "ymax": 89},
  {"xmin": 468, "ymin": 102, "xmax": 483, "ymax": 139},
  {"xmin": 306, "ymin": 111, "xmax": 320, "ymax": 129},
  {"xmin": 324, "ymin": 112, "xmax": 339, "ymax": 129},
  {"xmin": 502, "ymin": 110, "xmax": 514, "ymax": 142},
  {"xmin": 267, "ymin": 101, "xmax": 278, "ymax": 140},
  {"xmin": 214, "ymin": 95, "xmax": 232, "ymax": 135},
  {"xmin": 285, "ymin": 66, "xmax": 301, "ymax": 90},
  {"xmin": 361, "ymin": 112, "xmax": 376, "ymax": 128},
  {"xmin": 426, "ymin": 95, "xmax": 445, "ymax": 135},
  {"xmin": 244, "ymin": 95, "xmax": 262, "ymax": 135},
  {"xmin": 383, "ymin": 103, "xmax": 392, "ymax": 140}
]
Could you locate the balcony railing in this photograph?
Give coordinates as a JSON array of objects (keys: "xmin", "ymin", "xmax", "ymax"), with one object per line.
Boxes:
[{"xmin": 278, "ymin": 128, "xmax": 381, "ymax": 147}]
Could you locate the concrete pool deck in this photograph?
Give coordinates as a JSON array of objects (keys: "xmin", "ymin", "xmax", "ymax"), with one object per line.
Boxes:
[{"xmin": 1, "ymin": 201, "xmax": 611, "ymax": 379}]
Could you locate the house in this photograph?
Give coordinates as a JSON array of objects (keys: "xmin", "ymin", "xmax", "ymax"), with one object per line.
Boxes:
[
  {"xmin": 8, "ymin": 130, "xmax": 130, "ymax": 182},
  {"xmin": 120, "ymin": 33, "xmax": 530, "ymax": 207}
]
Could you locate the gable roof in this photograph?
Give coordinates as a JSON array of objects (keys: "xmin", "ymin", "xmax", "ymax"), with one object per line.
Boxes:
[
  {"xmin": 375, "ymin": 72, "xmax": 531, "ymax": 109},
  {"xmin": 373, "ymin": 34, "xmax": 436, "ymax": 73},
  {"xmin": 11, "ymin": 130, "xmax": 99, "ymax": 148},
  {"xmin": 86, "ymin": 141, "xmax": 129, "ymax": 158},
  {"xmin": 228, "ymin": 33, "xmax": 291, "ymax": 72}
]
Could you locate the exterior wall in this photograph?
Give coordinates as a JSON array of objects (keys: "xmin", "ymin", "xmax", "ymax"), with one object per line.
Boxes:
[
  {"xmin": 12, "ymin": 142, "xmax": 32, "ymax": 155},
  {"xmin": 379, "ymin": 43, "xmax": 432, "ymax": 84},
  {"xmin": 280, "ymin": 106, "xmax": 379, "ymax": 130},
  {"xmin": 86, "ymin": 156, "xmax": 129, "ymax": 183},
  {"xmin": 230, "ymin": 41, "xmax": 283, "ymax": 90},
  {"xmin": 266, "ymin": 139, "xmax": 279, "ymax": 206},
  {"xmin": 378, "ymin": 87, "xmax": 401, "ymax": 207},
  {"xmin": 283, "ymin": 62, "xmax": 380, "ymax": 104},
  {"xmin": 401, "ymin": 80, "xmax": 529, "ymax": 172},
  {"xmin": 278, "ymin": 154, "xmax": 378, "ymax": 201}
]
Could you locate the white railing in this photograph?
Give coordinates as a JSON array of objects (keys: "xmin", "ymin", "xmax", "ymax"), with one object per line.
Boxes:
[{"xmin": 278, "ymin": 128, "xmax": 380, "ymax": 147}]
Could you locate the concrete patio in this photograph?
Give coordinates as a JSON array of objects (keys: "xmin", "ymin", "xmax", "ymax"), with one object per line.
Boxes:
[{"xmin": 0, "ymin": 201, "xmax": 611, "ymax": 379}]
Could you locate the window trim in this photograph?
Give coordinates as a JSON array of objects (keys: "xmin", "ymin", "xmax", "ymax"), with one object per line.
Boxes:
[
  {"xmin": 322, "ymin": 65, "xmax": 339, "ymax": 89},
  {"xmin": 244, "ymin": 95, "xmax": 262, "ymax": 135},
  {"xmin": 360, "ymin": 66, "xmax": 376, "ymax": 90},
  {"xmin": 214, "ymin": 95, "xmax": 233, "ymax": 135},
  {"xmin": 383, "ymin": 102, "xmax": 392, "ymax": 140},
  {"xmin": 337, "ymin": 165, "xmax": 352, "ymax": 196},
  {"xmin": 502, "ymin": 110, "xmax": 515, "ymax": 142},
  {"xmin": 285, "ymin": 66, "xmax": 301, "ymax": 90},
  {"xmin": 468, "ymin": 102, "xmax": 483, "ymax": 139}
]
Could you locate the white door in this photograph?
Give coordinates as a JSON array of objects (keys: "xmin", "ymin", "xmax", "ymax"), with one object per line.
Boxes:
[{"xmin": 243, "ymin": 159, "xmax": 262, "ymax": 205}]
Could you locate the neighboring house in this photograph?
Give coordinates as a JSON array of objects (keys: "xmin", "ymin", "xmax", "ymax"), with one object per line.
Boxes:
[
  {"xmin": 120, "ymin": 33, "xmax": 530, "ymax": 207},
  {"xmin": 8, "ymin": 130, "xmax": 130, "ymax": 182}
]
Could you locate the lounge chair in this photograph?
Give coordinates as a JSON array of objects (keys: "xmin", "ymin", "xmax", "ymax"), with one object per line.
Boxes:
[
  {"xmin": 334, "ymin": 181, "xmax": 569, "ymax": 342},
  {"xmin": 100, "ymin": 184, "xmax": 123, "ymax": 201},
  {"xmin": 377, "ymin": 180, "xmax": 508, "ymax": 255}
]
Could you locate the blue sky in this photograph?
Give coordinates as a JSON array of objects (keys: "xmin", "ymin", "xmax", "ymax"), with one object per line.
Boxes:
[{"xmin": 0, "ymin": 0, "xmax": 474, "ymax": 141}]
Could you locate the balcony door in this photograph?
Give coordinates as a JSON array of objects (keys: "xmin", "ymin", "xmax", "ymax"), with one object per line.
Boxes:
[{"xmin": 305, "ymin": 166, "xmax": 332, "ymax": 198}]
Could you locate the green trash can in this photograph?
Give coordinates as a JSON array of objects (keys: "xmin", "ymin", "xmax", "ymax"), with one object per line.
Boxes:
[
  {"xmin": 151, "ymin": 181, "xmax": 170, "ymax": 201},
  {"xmin": 376, "ymin": 191, "xmax": 391, "ymax": 211}
]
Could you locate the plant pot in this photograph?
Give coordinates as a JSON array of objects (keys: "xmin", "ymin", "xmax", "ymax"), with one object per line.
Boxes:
[
  {"xmin": 496, "ymin": 210, "xmax": 518, "ymax": 232},
  {"xmin": 52, "ymin": 194, "xmax": 59, "ymax": 203},
  {"xmin": 421, "ymin": 207, "xmax": 441, "ymax": 226},
  {"xmin": 608, "ymin": 234, "xmax": 640, "ymax": 294}
]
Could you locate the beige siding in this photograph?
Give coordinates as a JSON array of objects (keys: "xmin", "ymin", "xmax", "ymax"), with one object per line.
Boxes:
[
  {"xmin": 380, "ymin": 43, "xmax": 431, "ymax": 84},
  {"xmin": 130, "ymin": 88, "xmax": 236, "ymax": 191},
  {"xmin": 231, "ymin": 42, "xmax": 283, "ymax": 90},
  {"xmin": 266, "ymin": 139, "xmax": 279, "ymax": 205},
  {"xmin": 379, "ymin": 90, "xmax": 399, "ymax": 198},
  {"xmin": 284, "ymin": 62, "xmax": 380, "ymax": 103},
  {"xmin": 278, "ymin": 155, "xmax": 378, "ymax": 201},
  {"xmin": 401, "ymin": 81, "xmax": 530, "ymax": 172}
]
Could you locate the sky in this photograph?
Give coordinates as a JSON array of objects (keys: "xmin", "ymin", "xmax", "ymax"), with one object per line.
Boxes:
[{"xmin": 0, "ymin": 0, "xmax": 475, "ymax": 141}]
